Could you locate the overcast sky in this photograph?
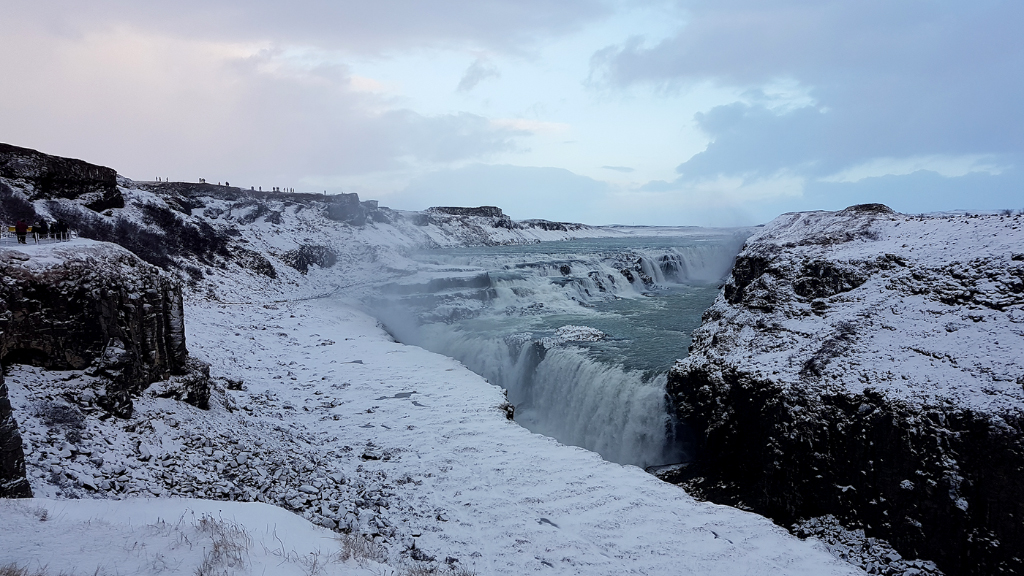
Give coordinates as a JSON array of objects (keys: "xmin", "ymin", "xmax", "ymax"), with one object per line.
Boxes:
[{"xmin": 2, "ymin": 0, "xmax": 1021, "ymax": 225}]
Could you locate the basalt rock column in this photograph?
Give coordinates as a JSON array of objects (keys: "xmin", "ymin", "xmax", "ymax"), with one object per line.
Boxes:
[{"xmin": 0, "ymin": 363, "xmax": 31, "ymax": 497}]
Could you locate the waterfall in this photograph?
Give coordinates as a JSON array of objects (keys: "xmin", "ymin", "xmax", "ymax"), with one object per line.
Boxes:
[{"xmin": 367, "ymin": 233, "xmax": 747, "ymax": 469}]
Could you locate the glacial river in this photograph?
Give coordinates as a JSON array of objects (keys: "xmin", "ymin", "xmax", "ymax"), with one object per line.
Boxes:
[{"xmin": 369, "ymin": 231, "xmax": 748, "ymax": 468}]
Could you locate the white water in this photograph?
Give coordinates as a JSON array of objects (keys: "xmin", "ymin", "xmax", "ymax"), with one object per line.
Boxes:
[{"xmin": 369, "ymin": 233, "xmax": 748, "ymax": 468}]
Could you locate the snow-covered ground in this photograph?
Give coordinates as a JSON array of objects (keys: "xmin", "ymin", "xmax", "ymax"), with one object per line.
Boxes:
[{"xmin": 0, "ymin": 497, "xmax": 387, "ymax": 576}]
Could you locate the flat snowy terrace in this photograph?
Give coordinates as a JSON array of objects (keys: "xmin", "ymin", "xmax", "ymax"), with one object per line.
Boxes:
[{"xmin": 176, "ymin": 296, "xmax": 859, "ymax": 575}]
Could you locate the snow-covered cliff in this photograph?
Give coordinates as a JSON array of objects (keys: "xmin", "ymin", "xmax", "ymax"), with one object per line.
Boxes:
[{"xmin": 668, "ymin": 204, "xmax": 1024, "ymax": 576}]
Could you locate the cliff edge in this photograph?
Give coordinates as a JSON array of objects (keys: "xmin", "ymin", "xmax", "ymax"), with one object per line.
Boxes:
[{"xmin": 667, "ymin": 205, "xmax": 1024, "ymax": 575}]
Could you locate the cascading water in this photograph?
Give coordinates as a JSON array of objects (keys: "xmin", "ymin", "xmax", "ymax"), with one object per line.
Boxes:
[{"xmin": 367, "ymin": 232, "xmax": 748, "ymax": 469}]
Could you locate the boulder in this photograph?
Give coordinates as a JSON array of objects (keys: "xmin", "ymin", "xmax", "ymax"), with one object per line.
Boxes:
[
  {"xmin": 281, "ymin": 245, "xmax": 337, "ymax": 274},
  {"xmin": 0, "ymin": 241, "xmax": 191, "ymax": 417},
  {"xmin": 667, "ymin": 206, "xmax": 1024, "ymax": 576}
]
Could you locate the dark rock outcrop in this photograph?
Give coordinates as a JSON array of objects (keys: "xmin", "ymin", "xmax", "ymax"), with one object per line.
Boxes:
[
  {"xmin": 281, "ymin": 244, "xmax": 338, "ymax": 274},
  {"xmin": 0, "ymin": 241, "xmax": 190, "ymax": 417},
  {"xmin": 148, "ymin": 357, "xmax": 212, "ymax": 409},
  {"xmin": 0, "ymin": 142, "xmax": 123, "ymax": 212},
  {"xmin": 667, "ymin": 206, "xmax": 1024, "ymax": 576},
  {"xmin": 326, "ymin": 193, "xmax": 390, "ymax": 225},
  {"xmin": 0, "ymin": 363, "xmax": 31, "ymax": 497},
  {"xmin": 519, "ymin": 219, "xmax": 590, "ymax": 233},
  {"xmin": 429, "ymin": 206, "xmax": 504, "ymax": 218}
]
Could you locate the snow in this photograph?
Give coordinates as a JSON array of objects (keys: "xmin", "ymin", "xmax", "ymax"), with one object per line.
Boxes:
[
  {"xmin": 0, "ymin": 497, "xmax": 383, "ymax": 575},
  {"xmin": 0, "ymin": 238, "xmax": 128, "ymax": 270},
  {"xmin": 552, "ymin": 325, "xmax": 607, "ymax": 342}
]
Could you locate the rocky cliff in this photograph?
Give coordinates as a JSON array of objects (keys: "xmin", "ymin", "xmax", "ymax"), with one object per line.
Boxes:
[
  {"xmin": 0, "ymin": 241, "xmax": 190, "ymax": 417},
  {"xmin": 0, "ymin": 143, "xmax": 123, "ymax": 212},
  {"xmin": 667, "ymin": 205, "xmax": 1024, "ymax": 576},
  {"xmin": 0, "ymin": 364, "xmax": 31, "ymax": 497}
]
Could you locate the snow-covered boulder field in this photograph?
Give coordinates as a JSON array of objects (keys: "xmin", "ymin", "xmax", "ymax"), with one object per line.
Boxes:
[{"xmin": 668, "ymin": 204, "xmax": 1024, "ymax": 576}]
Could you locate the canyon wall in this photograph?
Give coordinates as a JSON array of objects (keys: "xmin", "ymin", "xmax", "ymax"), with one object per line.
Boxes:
[{"xmin": 667, "ymin": 205, "xmax": 1024, "ymax": 576}]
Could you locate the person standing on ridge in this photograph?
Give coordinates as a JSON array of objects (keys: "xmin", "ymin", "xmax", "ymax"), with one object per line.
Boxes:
[
  {"xmin": 14, "ymin": 219, "xmax": 27, "ymax": 243},
  {"xmin": 35, "ymin": 219, "xmax": 49, "ymax": 242}
]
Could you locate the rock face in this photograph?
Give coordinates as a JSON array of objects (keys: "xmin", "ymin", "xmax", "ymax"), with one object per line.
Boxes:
[
  {"xmin": 0, "ymin": 142, "xmax": 123, "ymax": 212},
  {"xmin": 667, "ymin": 206, "xmax": 1024, "ymax": 576},
  {"xmin": 326, "ymin": 193, "xmax": 390, "ymax": 225},
  {"xmin": 281, "ymin": 245, "xmax": 338, "ymax": 274},
  {"xmin": 0, "ymin": 363, "xmax": 31, "ymax": 497},
  {"xmin": 0, "ymin": 241, "xmax": 189, "ymax": 417}
]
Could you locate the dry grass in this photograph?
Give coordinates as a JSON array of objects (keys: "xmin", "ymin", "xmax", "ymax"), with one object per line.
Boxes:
[
  {"xmin": 337, "ymin": 533, "xmax": 389, "ymax": 564},
  {"xmin": 193, "ymin": 514, "xmax": 252, "ymax": 576},
  {"xmin": 396, "ymin": 564, "xmax": 477, "ymax": 576},
  {"xmin": 0, "ymin": 565, "xmax": 45, "ymax": 576},
  {"xmin": 0, "ymin": 564, "xmax": 95, "ymax": 576}
]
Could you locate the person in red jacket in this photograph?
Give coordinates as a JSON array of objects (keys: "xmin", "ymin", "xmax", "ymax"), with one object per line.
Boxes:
[{"xmin": 14, "ymin": 220, "xmax": 27, "ymax": 244}]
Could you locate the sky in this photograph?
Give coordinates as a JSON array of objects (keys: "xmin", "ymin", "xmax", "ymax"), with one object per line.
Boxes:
[{"xmin": 1, "ymin": 0, "xmax": 1021, "ymax": 226}]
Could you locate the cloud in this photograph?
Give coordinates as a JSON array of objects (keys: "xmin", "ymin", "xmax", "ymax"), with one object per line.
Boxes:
[
  {"xmin": 589, "ymin": 0, "xmax": 1024, "ymax": 211},
  {"xmin": 457, "ymin": 59, "xmax": 500, "ymax": 91},
  {"xmin": 641, "ymin": 170, "xmax": 805, "ymax": 202},
  {"xmin": 602, "ymin": 166, "xmax": 634, "ymax": 173},
  {"xmin": 821, "ymin": 154, "xmax": 1007, "ymax": 183},
  {"xmin": 490, "ymin": 119, "xmax": 570, "ymax": 134},
  {"xmin": 0, "ymin": 28, "xmax": 525, "ymax": 187},
  {"xmin": 7, "ymin": 0, "xmax": 613, "ymax": 54}
]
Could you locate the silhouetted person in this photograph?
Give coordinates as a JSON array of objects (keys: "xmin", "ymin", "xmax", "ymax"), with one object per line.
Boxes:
[
  {"xmin": 35, "ymin": 220, "xmax": 48, "ymax": 242},
  {"xmin": 53, "ymin": 219, "xmax": 67, "ymax": 241},
  {"xmin": 14, "ymin": 220, "xmax": 28, "ymax": 243}
]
